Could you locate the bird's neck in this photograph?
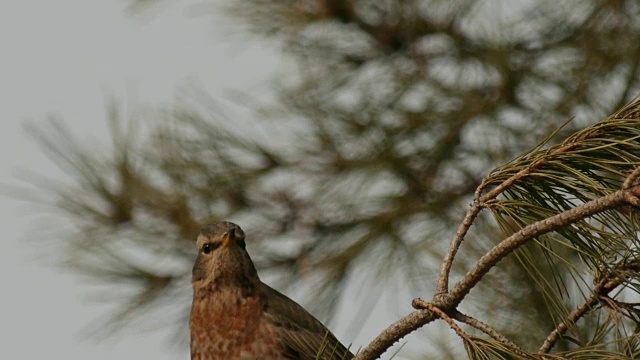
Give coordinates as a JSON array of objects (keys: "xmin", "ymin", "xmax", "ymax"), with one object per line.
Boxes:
[
  {"xmin": 192, "ymin": 284, "xmax": 262, "ymax": 308},
  {"xmin": 193, "ymin": 272, "xmax": 260, "ymax": 299}
]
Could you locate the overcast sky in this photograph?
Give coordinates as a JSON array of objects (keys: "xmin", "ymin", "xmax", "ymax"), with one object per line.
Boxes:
[{"xmin": 0, "ymin": 1, "xmax": 279, "ymax": 358}]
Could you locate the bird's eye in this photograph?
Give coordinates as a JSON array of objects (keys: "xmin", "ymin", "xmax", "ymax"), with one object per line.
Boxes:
[
  {"xmin": 238, "ymin": 239, "xmax": 246, "ymax": 250},
  {"xmin": 202, "ymin": 243, "xmax": 215, "ymax": 254}
]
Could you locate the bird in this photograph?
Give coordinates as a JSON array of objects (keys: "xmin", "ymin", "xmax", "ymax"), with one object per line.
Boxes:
[{"xmin": 190, "ymin": 221, "xmax": 354, "ymax": 360}]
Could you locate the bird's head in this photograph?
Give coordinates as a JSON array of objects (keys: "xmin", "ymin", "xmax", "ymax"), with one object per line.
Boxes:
[{"xmin": 192, "ymin": 222, "xmax": 259, "ymax": 293}]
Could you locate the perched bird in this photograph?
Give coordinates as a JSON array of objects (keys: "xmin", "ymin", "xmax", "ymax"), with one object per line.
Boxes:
[{"xmin": 190, "ymin": 221, "xmax": 354, "ymax": 360}]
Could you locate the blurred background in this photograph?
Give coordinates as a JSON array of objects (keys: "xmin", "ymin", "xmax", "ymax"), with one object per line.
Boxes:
[{"xmin": 2, "ymin": 0, "xmax": 640, "ymax": 359}]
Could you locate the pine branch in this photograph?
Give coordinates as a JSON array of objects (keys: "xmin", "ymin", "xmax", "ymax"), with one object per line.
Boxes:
[
  {"xmin": 539, "ymin": 261, "xmax": 640, "ymax": 354},
  {"xmin": 355, "ymin": 95, "xmax": 640, "ymax": 360},
  {"xmin": 357, "ymin": 179, "xmax": 640, "ymax": 360},
  {"xmin": 448, "ymin": 183, "xmax": 640, "ymax": 305}
]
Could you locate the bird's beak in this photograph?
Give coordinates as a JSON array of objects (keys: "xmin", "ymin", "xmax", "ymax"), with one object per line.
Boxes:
[{"xmin": 222, "ymin": 232, "xmax": 233, "ymax": 248}]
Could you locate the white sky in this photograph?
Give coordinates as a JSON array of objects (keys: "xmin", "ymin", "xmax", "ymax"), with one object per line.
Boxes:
[{"xmin": 0, "ymin": 1, "xmax": 279, "ymax": 359}]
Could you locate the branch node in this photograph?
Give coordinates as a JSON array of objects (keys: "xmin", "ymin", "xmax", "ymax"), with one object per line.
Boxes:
[
  {"xmin": 623, "ymin": 166, "xmax": 640, "ymax": 189},
  {"xmin": 411, "ymin": 299, "xmax": 467, "ymax": 340}
]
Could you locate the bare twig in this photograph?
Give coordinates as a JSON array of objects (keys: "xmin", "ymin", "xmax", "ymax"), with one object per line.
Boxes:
[
  {"xmin": 452, "ymin": 311, "xmax": 530, "ymax": 358},
  {"xmin": 435, "ymin": 203, "xmax": 482, "ymax": 295}
]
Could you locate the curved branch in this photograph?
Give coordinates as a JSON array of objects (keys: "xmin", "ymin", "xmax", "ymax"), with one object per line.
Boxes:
[
  {"xmin": 435, "ymin": 202, "xmax": 482, "ymax": 295},
  {"xmin": 447, "ymin": 185, "xmax": 640, "ymax": 305}
]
